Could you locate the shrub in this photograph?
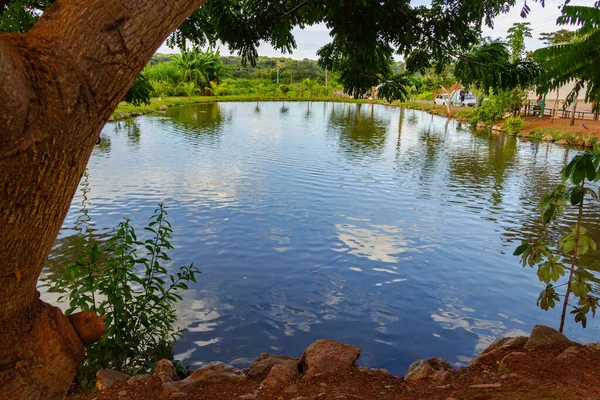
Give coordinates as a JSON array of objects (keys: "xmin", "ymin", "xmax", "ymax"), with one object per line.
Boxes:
[
  {"xmin": 505, "ymin": 115, "xmax": 524, "ymax": 134},
  {"xmin": 416, "ymin": 91, "xmax": 433, "ymax": 101},
  {"xmin": 514, "ymin": 150, "xmax": 600, "ymax": 332},
  {"xmin": 54, "ymin": 204, "xmax": 200, "ymax": 387}
]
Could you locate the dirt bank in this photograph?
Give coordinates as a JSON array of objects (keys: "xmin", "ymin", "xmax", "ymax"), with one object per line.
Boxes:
[{"xmin": 69, "ymin": 325, "xmax": 600, "ymax": 400}]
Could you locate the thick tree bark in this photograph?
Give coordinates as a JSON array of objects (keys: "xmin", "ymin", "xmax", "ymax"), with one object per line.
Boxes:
[{"xmin": 0, "ymin": 0, "xmax": 204, "ymax": 397}]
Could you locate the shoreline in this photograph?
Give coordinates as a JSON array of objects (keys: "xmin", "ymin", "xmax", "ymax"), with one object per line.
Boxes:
[
  {"xmin": 111, "ymin": 97, "xmax": 599, "ymax": 149},
  {"xmin": 72, "ymin": 324, "xmax": 600, "ymax": 400}
]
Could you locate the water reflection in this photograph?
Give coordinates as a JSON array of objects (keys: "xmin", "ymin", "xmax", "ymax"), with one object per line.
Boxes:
[
  {"xmin": 165, "ymin": 102, "xmax": 226, "ymax": 146},
  {"xmin": 40, "ymin": 102, "xmax": 600, "ymax": 376},
  {"xmin": 115, "ymin": 118, "xmax": 141, "ymax": 148},
  {"xmin": 328, "ymin": 103, "xmax": 389, "ymax": 157}
]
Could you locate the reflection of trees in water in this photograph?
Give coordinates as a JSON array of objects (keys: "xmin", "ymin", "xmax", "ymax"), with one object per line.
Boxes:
[
  {"xmin": 94, "ymin": 135, "xmax": 112, "ymax": 157},
  {"xmin": 43, "ymin": 170, "xmax": 109, "ymax": 281},
  {"xmin": 449, "ymin": 128, "xmax": 519, "ymax": 207},
  {"xmin": 328, "ymin": 103, "xmax": 389, "ymax": 157},
  {"xmin": 165, "ymin": 103, "xmax": 226, "ymax": 146},
  {"xmin": 115, "ymin": 118, "xmax": 141, "ymax": 148}
]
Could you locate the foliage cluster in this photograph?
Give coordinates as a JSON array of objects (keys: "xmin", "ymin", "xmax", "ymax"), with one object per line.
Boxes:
[
  {"xmin": 534, "ymin": 5, "xmax": 600, "ymax": 114},
  {"xmin": 54, "ymin": 204, "xmax": 200, "ymax": 386},
  {"xmin": 515, "ymin": 150, "xmax": 600, "ymax": 332},
  {"xmin": 504, "ymin": 115, "xmax": 524, "ymax": 134},
  {"xmin": 468, "ymin": 89, "xmax": 525, "ymax": 125}
]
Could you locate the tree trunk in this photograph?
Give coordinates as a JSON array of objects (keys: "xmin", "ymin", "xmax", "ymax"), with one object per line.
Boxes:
[
  {"xmin": 0, "ymin": 0, "xmax": 205, "ymax": 397},
  {"xmin": 570, "ymin": 94, "xmax": 578, "ymax": 126}
]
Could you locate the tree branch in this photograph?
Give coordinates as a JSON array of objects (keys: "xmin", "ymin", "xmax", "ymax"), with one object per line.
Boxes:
[{"xmin": 273, "ymin": 1, "xmax": 308, "ymax": 20}]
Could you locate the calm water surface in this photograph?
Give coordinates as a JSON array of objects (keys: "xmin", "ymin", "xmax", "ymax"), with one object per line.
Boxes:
[{"xmin": 40, "ymin": 102, "xmax": 600, "ymax": 374}]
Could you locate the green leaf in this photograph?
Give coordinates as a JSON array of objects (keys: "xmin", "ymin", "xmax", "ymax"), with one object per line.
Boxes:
[{"xmin": 570, "ymin": 186, "xmax": 583, "ymax": 205}]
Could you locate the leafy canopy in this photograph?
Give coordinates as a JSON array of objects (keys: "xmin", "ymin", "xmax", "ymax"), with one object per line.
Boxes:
[
  {"xmin": 1, "ymin": 0, "xmax": 526, "ymax": 99},
  {"xmin": 534, "ymin": 5, "xmax": 600, "ymax": 112}
]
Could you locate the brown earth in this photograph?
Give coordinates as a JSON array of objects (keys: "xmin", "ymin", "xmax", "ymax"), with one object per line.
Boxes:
[
  {"xmin": 521, "ymin": 115, "xmax": 600, "ymax": 138},
  {"xmin": 69, "ymin": 341, "xmax": 600, "ymax": 400}
]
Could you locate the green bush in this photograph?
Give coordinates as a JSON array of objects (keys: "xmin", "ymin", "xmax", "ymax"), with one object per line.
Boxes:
[
  {"xmin": 470, "ymin": 88, "xmax": 528, "ymax": 126},
  {"xmin": 54, "ymin": 204, "xmax": 200, "ymax": 387},
  {"xmin": 416, "ymin": 91, "xmax": 433, "ymax": 101},
  {"xmin": 505, "ymin": 115, "xmax": 524, "ymax": 134}
]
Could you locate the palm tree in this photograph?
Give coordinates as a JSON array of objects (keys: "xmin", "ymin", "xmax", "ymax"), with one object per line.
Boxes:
[
  {"xmin": 534, "ymin": 6, "xmax": 600, "ymax": 125},
  {"xmin": 173, "ymin": 47, "xmax": 231, "ymax": 95}
]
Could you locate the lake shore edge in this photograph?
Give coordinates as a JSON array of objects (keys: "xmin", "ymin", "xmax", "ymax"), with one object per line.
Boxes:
[{"xmin": 71, "ymin": 324, "xmax": 600, "ymax": 400}]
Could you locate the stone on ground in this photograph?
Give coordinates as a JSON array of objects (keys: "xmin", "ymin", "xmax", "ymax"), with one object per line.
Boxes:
[
  {"xmin": 406, "ymin": 358, "xmax": 452, "ymax": 383},
  {"xmin": 300, "ymin": 339, "xmax": 360, "ymax": 381},
  {"xmin": 96, "ymin": 369, "xmax": 131, "ymax": 391},
  {"xmin": 525, "ymin": 325, "xmax": 570, "ymax": 350},
  {"xmin": 162, "ymin": 361, "xmax": 246, "ymax": 397},
  {"xmin": 261, "ymin": 359, "xmax": 301, "ymax": 388},
  {"xmin": 247, "ymin": 353, "xmax": 299, "ymax": 379},
  {"xmin": 153, "ymin": 359, "xmax": 180, "ymax": 383}
]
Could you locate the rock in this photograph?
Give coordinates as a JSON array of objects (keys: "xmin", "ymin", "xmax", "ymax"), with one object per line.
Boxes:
[
  {"xmin": 357, "ymin": 366, "xmax": 391, "ymax": 377},
  {"xmin": 261, "ymin": 360, "xmax": 301, "ymax": 388},
  {"xmin": 162, "ymin": 362, "xmax": 246, "ymax": 397},
  {"xmin": 96, "ymin": 369, "xmax": 131, "ymax": 391},
  {"xmin": 301, "ymin": 339, "xmax": 360, "ymax": 380},
  {"xmin": 470, "ymin": 383, "xmax": 502, "ymax": 389},
  {"xmin": 476, "ymin": 121, "xmax": 487, "ymax": 129},
  {"xmin": 406, "ymin": 358, "xmax": 452, "ymax": 382},
  {"xmin": 557, "ymin": 346, "xmax": 581, "ymax": 361},
  {"xmin": 160, "ymin": 105, "xmax": 169, "ymax": 111},
  {"xmin": 247, "ymin": 353, "xmax": 299, "ymax": 380},
  {"xmin": 67, "ymin": 311, "xmax": 106, "ymax": 345},
  {"xmin": 555, "ymin": 139, "xmax": 569, "ymax": 145},
  {"xmin": 504, "ymin": 336, "xmax": 528, "ymax": 348},
  {"xmin": 238, "ymin": 395, "xmax": 256, "ymax": 400},
  {"xmin": 585, "ymin": 343, "xmax": 600, "ymax": 351},
  {"xmin": 154, "ymin": 359, "xmax": 180, "ymax": 383},
  {"xmin": 283, "ymin": 384, "xmax": 300, "ymax": 395},
  {"xmin": 542, "ymin": 134, "xmax": 554, "ymax": 142},
  {"xmin": 525, "ymin": 325, "xmax": 570, "ymax": 350},
  {"xmin": 498, "ymin": 352, "xmax": 527, "ymax": 372},
  {"xmin": 491, "ymin": 124, "xmax": 503, "ymax": 132},
  {"xmin": 482, "ymin": 337, "xmax": 511, "ymax": 354},
  {"xmin": 127, "ymin": 374, "xmax": 152, "ymax": 385}
]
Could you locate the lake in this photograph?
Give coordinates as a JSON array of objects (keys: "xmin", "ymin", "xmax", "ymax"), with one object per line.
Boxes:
[{"xmin": 39, "ymin": 101, "xmax": 600, "ymax": 375}]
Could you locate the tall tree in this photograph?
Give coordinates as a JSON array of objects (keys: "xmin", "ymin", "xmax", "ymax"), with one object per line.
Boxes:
[
  {"xmin": 539, "ymin": 28, "xmax": 578, "ymax": 45},
  {"xmin": 0, "ymin": 0, "xmax": 535, "ymax": 397},
  {"xmin": 507, "ymin": 22, "xmax": 533, "ymax": 62},
  {"xmin": 534, "ymin": 5, "xmax": 600, "ymax": 125}
]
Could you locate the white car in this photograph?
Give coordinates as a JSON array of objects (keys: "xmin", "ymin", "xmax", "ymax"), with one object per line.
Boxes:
[
  {"xmin": 434, "ymin": 94, "xmax": 449, "ymax": 105},
  {"xmin": 449, "ymin": 90, "xmax": 477, "ymax": 106}
]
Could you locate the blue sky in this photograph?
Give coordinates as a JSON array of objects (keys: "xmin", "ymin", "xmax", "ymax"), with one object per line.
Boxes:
[{"xmin": 158, "ymin": 0, "xmax": 597, "ymax": 59}]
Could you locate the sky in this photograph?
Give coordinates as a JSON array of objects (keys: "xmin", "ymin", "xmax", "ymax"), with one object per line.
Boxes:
[{"xmin": 157, "ymin": 0, "xmax": 597, "ymax": 60}]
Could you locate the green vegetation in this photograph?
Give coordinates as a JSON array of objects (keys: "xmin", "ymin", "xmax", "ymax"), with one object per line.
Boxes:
[
  {"xmin": 54, "ymin": 204, "xmax": 200, "ymax": 387},
  {"xmin": 534, "ymin": 5, "xmax": 600, "ymax": 125},
  {"xmin": 505, "ymin": 115, "xmax": 524, "ymax": 134},
  {"xmin": 514, "ymin": 150, "xmax": 600, "ymax": 332}
]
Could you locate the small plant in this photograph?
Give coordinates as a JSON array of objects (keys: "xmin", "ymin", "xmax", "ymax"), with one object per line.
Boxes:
[
  {"xmin": 55, "ymin": 204, "xmax": 200, "ymax": 384},
  {"xmin": 181, "ymin": 81, "xmax": 197, "ymax": 98},
  {"xmin": 514, "ymin": 150, "xmax": 600, "ymax": 332},
  {"xmin": 505, "ymin": 115, "xmax": 524, "ymax": 135}
]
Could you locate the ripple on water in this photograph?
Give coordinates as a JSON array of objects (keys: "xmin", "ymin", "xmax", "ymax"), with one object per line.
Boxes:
[{"xmin": 41, "ymin": 102, "xmax": 600, "ymax": 375}]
